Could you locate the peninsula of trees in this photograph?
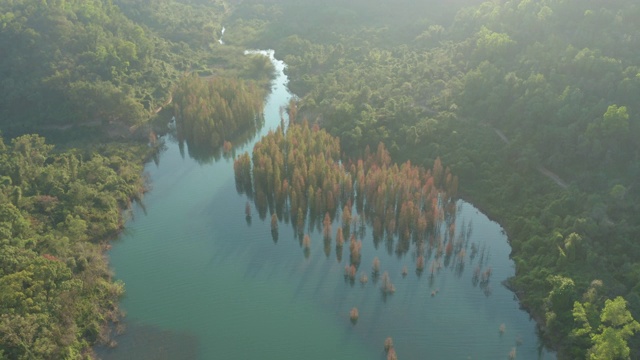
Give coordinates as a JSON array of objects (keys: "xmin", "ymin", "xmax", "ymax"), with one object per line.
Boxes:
[{"xmin": 173, "ymin": 75, "xmax": 266, "ymax": 161}]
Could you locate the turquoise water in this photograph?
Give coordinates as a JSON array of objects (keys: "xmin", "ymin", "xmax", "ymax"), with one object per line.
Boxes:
[{"xmin": 102, "ymin": 51, "xmax": 555, "ymax": 360}]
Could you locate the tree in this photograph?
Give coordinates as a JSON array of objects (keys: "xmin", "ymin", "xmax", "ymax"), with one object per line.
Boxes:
[
  {"xmin": 545, "ymin": 275, "xmax": 577, "ymax": 339},
  {"xmin": 322, "ymin": 212, "xmax": 332, "ymax": 239},
  {"xmin": 342, "ymin": 205, "xmax": 351, "ymax": 230},
  {"xmin": 0, "ymin": 135, "xmax": 143, "ymax": 358},
  {"xmin": 588, "ymin": 297, "xmax": 640, "ymax": 360},
  {"xmin": 602, "ymin": 105, "xmax": 629, "ymax": 137},
  {"xmin": 587, "ymin": 105, "xmax": 630, "ymax": 144}
]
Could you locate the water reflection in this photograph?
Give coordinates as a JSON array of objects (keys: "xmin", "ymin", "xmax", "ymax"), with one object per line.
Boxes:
[
  {"xmin": 173, "ymin": 113, "xmax": 264, "ymax": 164},
  {"xmin": 107, "ymin": 49, "xmax": 555, "ymax": 359},
  {"xmin": 242, "ymin": 185, "xmax": 498, "ymax": 299}
]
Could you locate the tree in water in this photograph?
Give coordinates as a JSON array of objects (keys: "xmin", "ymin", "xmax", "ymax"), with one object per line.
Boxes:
[
  {"xmin": 234, "ymin": 153, "xmax": 253, "ymax": 196},
  {"xmin": 384, "ymin": 337, "xmax": 394, "ymax": 352},
  {"xmin": 173, "ymin": 76, "xmax": 264, "ymax": 162},
  {"xmin": 387, "ymin": 348, "xmax": 398, "ymax": 360},
  {"xmin": 342, "ymin": 204, "xmax": 352, "ymax": 230},
  {"xmin": 323, "ymin": 212, "xmax": 332, "ymax": 239},
  {"xmin": 372, "ymin": 257, "xmax": 381, "ymax": 275},
  {"xmin": 416, "ymin": 255, "xmax": 425, "ymax": 272},
  {"xmin": 223, "ymin": 141, "xmax": 232, "ymax": 154},
  {"xmin": 336, "ymin": 228, "xmax": 345, "ymax": 247},
  {"xmin": 344, "ymin": 265, "xmax": 357, "ymax": 281},
  {"xmin": 350, "ymin": 307, "xmax": 359, "ymax": 324},
  {"xmin": 360, "ymin": 273, "xmax": 369, "ymax": 284},
  {"xmin": 349, "ymin": 236, "xmax": 362, "ymax": 266},
  {"xmin": 381, "ymin": 271, "xmax": 395, "ymax": 294}
]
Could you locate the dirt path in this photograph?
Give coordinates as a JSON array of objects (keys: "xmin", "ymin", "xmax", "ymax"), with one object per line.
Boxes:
[
  {"xmin": 494, "ymin": 128, "xmax": 510, "ymax": 145},
  {"xmin": 536, "ymin": 165, "xmax": 569, "ymax": 189},
  {"xmin": 493, "ymin": 128, "xmax": 568, "ymax": 189}
]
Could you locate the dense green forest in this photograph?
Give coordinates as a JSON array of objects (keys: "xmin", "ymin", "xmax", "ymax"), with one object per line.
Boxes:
[
  {"xmin": 0, "ymin": 135, "xmax": 144, "ymax": 359},
  {"xmin": 2, "ymin": 0, "xmax": 640, "ymax": 358},
  {"xmin": 225, "ymin": 0, "xmax": 640, "ymax": 358},
  {"xmin": 0, "ymin": 0, "xmax": 162, "ymax": 130},
  {"xmin": 0, "ymin": 0, "xmax": 269, "ymax": 137},
  {"xmin": 0, "ymin": 0, "xmax": 272, "ymax": 358}
]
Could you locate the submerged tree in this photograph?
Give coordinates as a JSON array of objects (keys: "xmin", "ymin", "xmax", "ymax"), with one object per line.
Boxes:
[
  {"xmin": 384, "ymin": 337, "xmax": 394, "ymax": 352},
  {"xmin": 235, "ymin": 121, "xmax": 454, "ymax": 253},
  {"xmin": 350, "ymin": 307, "xmax": 359, "ymax": 323},
  {"xmin": 349, "ymin": 236, "xmax": 363, "ymax": 266},
  {"xmin": 416, "ymin": 255, "xmax": 425, "ymax": 272},
  {"xmin": 372, "ymin": 257, "xmax": 381, "ymax": 274},
  {"xmin": 387, "ymin": 348, "xmax": 398, "ymax": 360},
  {"xmin": 381, "ymin": 271, "xmax": 396, "ymax": 294},
  {"xmin": 336, "ymin": 227, "xmax": 345, "ymax": 248},
  {"xmin": 360, "ymin": 273, "xmax": 369, "ymax": 284},
  {"xmin": 303, "ymin": 234, "xmax": 311, "ymax": 249},
  {"xmin": 323, "ymin": 212, "xmax": 332, "ymax": 239}
]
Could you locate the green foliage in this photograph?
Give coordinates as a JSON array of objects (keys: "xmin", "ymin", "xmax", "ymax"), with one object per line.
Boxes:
[
  {"xmin": 0, "ymin": 0, "xmax": 170, "ymax": 129},
  {"xmin": 0, "ymin": 135, "xmax": 143, "ymax": 358},
  {"xmin": 572, "ymin": 296, "xmax": 640, "ymax": 359},
  {"xmin": 113, "ymin": 0, "xmax": 227, "ymax": 47},
  {"xmin": 0, "ymin": 0, "xmax": 274, "ymax": 137},
  {"xmin": 2, "ymin": 0, "xmax": 639, "ymax": 357},
  {"xmin": 228, "ymin": 0, "xmax": 640, "ymax": 357}
]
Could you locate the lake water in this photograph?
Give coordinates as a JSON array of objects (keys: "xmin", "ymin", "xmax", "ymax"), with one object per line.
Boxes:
[{"xmin": 102, "ymin": 51, "xmax": 556, "ymax": 360}]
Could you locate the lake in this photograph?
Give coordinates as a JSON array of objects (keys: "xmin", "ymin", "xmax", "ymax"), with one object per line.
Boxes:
[{"xmin": 101, "ymin": 51, "xmax": 556, "ymax": 360}]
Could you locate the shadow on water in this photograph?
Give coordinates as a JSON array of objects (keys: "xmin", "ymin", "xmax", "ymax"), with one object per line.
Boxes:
[{"xmin": 95, "ymin": 322, "xmax": 199, "ymax": 360}]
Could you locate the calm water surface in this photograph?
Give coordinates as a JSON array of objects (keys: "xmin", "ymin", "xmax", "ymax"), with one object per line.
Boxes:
[{"xmin": 103, "ymin": 51, "xmax": 556, "ymax": 360}]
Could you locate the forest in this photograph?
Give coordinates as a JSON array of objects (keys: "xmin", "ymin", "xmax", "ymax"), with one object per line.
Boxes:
[
  {"xmin": 0, "ymin": 0, "xmax": 271, "ymax": 358},
  {"xmin": 224, "ymin": 0, "xmax": 640, "ymax": 358},
  {"xmin": 0, "ymin": 0, "xmax": 270, "ymax": 138},
  {"xmin": 1, "ymin": 0, "xmax": 640, "ymax": 358},
  {"xmin": 0, "ymin": 135, "xmax": 144, "ymax": 359}
]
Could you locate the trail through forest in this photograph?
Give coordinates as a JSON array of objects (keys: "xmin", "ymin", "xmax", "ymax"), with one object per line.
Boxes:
[{"xmin": 493, "ymin": 128, "xmax": 569, "ymax": 189}]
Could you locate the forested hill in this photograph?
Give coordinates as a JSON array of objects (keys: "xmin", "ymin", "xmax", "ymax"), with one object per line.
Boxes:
[
  {"xmin": 225, "ymin": 0, "xmax": 640, "ymax": 358},
  {"xmin": 0, "ymin": 0, "xmax": 267, "ymax": 136},
  {"xmin": 0, "ymin": 1, "xmax": 271, "ymax": 358},
  {"xmin": 2, "ymin": 0, "xmax": 640, "ymax": 358},
  {"xmin": 0, "ymin": 136, "xmax": 145, "ymax": 359},
  {"xmin": 0, "ymin": 0, "xmax": 164, "ymax": 129}
]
